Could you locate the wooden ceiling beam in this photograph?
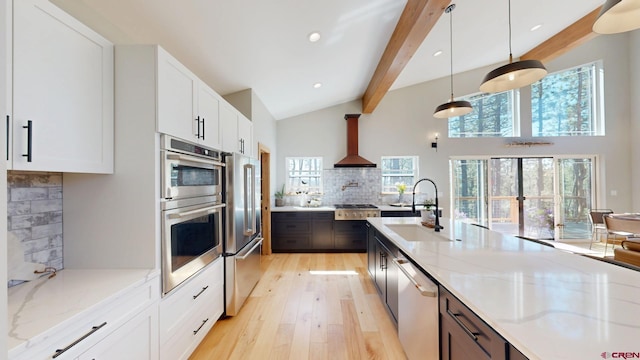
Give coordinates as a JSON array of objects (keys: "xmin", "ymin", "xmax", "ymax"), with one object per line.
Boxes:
[
  {"xmin": 362, "ymin": 0, "xmax": 450, "ymax": 114},
  {"xmin": 520, "ymin": 7, "xmax": 601, "ymax": 64}
]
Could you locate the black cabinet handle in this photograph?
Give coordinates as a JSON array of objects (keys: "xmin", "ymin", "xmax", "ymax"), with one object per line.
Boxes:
[
  {"xmin": 447, "ymin": 309, "xmax": 479, "ymax": 341},
  {"xmin": 193, "ymin": 318, "xmax": 209, "ymax": 335},
  {"xmin": 52, "ymin": 322, "xmax": 107, "ymax": 358},
  {"xmin": 5, "ymin": 115, "xmax": 9, "ymax": 161},
  {"xmin": 23, "ymin": 120, "xmax": 32, "ymax": 162},
  {"xmin": 192, "ymin": 285, "xmax": 209, "ymax": 300},
  {"xmin": 195, "ymin": 116, "xmax": 201, "ymax": 139},
  {"xmin": 201, "ymin": 117, "xmax": 205, "ymax": 140}
]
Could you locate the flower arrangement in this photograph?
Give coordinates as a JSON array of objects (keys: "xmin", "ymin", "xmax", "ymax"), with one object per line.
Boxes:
[{"xmin": 395, "ymin": 182, "xmax": 407, "ymax": 195}]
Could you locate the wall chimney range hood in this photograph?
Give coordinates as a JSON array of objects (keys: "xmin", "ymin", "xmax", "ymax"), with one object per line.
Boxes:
[{"xmin": 334, "ymin": 114, "xmax": 376, "ymax": 168}]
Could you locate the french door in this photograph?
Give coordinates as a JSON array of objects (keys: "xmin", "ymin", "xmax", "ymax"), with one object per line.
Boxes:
[{"xmin": 451, "ymin": 156, "xmax": 596, "ymax": 240}]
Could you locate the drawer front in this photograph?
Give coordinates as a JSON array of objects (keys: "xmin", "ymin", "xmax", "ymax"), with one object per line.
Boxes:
[
  {"xmin": 334, "ymin": 220, "xmax": 366, "ymax": 234},
  {"xmin": 272, "ymin": 235, "xmax": 311, "ymax": 250},
  {"xmin": 160, "ymin": 257, "xmax": 223, "ymax": 342},
  {"xmin": 272, "ymin": 220, "xmax": 310, "ymax": 234},
  {"xmin": 272, "ymin": 212, "xmax": 310, "ymax": 221},
  {"xmin": 334, "ymin": 234, "xmax": 366, "ymax": 250},
  {"xmin": 311, "ymin": 211, "xmax": 334, "ymax": 220},
  {"xmin": 440, "ymin": 287, "xmax": 506, "ymax": 359}
]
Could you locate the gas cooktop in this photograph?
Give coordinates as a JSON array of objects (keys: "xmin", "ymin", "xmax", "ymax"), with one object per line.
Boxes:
[{"xmin": 334, "ymin": 204, "xmax": 378, "ymax": 209}]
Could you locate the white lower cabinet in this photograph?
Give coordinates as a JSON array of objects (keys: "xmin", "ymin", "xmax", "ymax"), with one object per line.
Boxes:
[
  {"xmin": 8, "ymin": 272, "xmax": 159, "ymax": 360},
  {"xmin": 159, "ymin": 257, "xmax": 224, "ymax": 360},
  {"xmin": 77, "ymin": 304, "xmax": 158, "ymax": 360}
]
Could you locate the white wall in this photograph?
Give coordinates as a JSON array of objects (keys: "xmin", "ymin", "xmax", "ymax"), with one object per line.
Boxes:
[
  {"xmin": 277, "ymin": 33, "xmax": 636, "ymax": 213},
  {"xmin": 630, "ymin": 29, "xmax": 640, "ymax": 211}
]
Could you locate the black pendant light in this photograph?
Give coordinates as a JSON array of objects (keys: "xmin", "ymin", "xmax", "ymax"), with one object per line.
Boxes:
[
  {"xmin": 479, "ymin": 0, "xmax": 547, "ymax": 93},
  {"xmin": 434, "ymin": 4, "xmax": 472, "ymax": 119},
  {"xmin": 593, "ymin": 0, "xmax": 640, "ymax": 34}
]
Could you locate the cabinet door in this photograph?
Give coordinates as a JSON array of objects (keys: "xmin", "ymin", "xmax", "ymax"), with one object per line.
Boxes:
[
  {"xmin": 1, "ymin": 0, "xmax": 11, "ymax": 168},
  {"xmin": 78, "ymin": 304, "xmax": 159, "ymax": 360},
  {"xmin": 237, "ymin": 114, "xmax": 253, "ymax": 156},
  {"xmin": 12, "ymin": 0, "xmax": 114, "ymax": 173},
  {"xmin": 374, "ymin": 239, "xmax": 386, "ymax": 298},
  {"xmin": 366, "ymin": 223, "xmax": 376, "ymax": 278},
  {"xmin": 311, "ymin": 213, "xmax": 334, "ymax": 249},
  {"xmin": 219, "ymin": 103, "xmax": 238, "ymax": 153},
  {"xmin": 198, "ymin": 84, "xmax": 221, "ymax": 149},
  {"xmin": 157, "ymin": 47, "xmax": 198, "ymax": 142},
  {"xmin": 440, "ymin": 287, "xmax": 507, "ymax": 360}
]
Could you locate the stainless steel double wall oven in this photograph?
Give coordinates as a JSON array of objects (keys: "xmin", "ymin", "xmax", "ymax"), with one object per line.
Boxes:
[{"xmin": 160, "ymin": 135, "xmax": 225, "ymax": 295}]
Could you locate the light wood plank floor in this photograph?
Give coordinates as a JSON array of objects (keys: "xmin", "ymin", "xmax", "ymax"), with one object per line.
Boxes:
[{"xmin": 189, "ymin": 253, "xmax": 406, "ymax": 360}]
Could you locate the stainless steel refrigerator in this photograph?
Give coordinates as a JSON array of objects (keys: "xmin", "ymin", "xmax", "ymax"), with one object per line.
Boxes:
[{"xmin": 223, "ymin": 152, "xmax": 262, "ymax": 316}]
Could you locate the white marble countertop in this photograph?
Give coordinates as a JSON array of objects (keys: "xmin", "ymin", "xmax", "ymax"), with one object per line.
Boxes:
[
  {"xmin": 367, "ymin": 217, "xmax": 640, "ymax": 360},
  {"xmin": 7, "ymin": 268, "xmax": 159, "ymax": 353}
]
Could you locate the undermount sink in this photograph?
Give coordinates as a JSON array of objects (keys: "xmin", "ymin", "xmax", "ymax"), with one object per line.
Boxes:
[{"xmin": 386, "ymin": 223, "xmax": 448, "ymax": 242}]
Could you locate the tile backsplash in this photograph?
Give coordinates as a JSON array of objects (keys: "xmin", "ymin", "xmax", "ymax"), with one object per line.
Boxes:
[
  {"xmin": 7, "ymin": 171, "xmax": 63, "ymax": 285},
  {"xmin": 283, "ymin": 167, "xmax": 428, "ymax": 206}
]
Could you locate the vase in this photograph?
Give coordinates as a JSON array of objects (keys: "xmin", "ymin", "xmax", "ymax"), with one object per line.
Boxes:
[{"xmin": 398, "ymin": 193, "xmax": 404, "ymax": 204}]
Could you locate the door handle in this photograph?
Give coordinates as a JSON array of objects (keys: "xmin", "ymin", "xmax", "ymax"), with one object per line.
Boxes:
[
  {"xmin": 392, "ymin": 258, "xmax": 437, "ymax": 297},
  {"xmin": 201, "ymin": 117, "xmax": 205, "ymax": 140},
  {"xmin": 236, "ymin": 238, "xmax": 263, "ymax": 260},
  {"xmin": 23, "ymin": 120, "xmax": 32, "ymax": 162}
]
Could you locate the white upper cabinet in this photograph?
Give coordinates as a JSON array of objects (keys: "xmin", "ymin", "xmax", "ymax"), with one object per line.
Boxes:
[
  {"xmin": 220, "ymin": 102, "xmax": 253, "ymax": 156},
  {"xmin": 238, "ymin": 113, "xmax": 253, "ymax": 157},
  {"xmin": 220, "ymin": 102, "xmax": 238, "ymax": 153},
  {"xmin": 11, "ymin": 0, "xmax": 114, "ymax": 173},
  {"xmin": 157, "ymin": 47, "xmax": 221, "ymax": 149},
  {"xmin": 198, "ymin": 84, "xmax": 222, "ymax": 149},
  {"xmin": 157, "ymin": 48, "xmax": 198, "ymax": 143}
]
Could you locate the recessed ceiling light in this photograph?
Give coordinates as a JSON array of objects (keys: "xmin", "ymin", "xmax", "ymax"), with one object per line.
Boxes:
[
  {"xmin": 530, "ymin": 24, "xmax": 543, "ymax": 32},
  {"xmin": 433, "ymin": 50, "xmax": 443, "ymax": 57},
  {"xmin": 308, "ymin": 32, "xmax": 321, "ymax": 42},
  {"xmin": 313, "ymin": 82, "xmax": 322, "ymax": 89}
]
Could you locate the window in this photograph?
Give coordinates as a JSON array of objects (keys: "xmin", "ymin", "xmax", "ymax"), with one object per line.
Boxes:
[
  {"xmin": 381, "ymin": 156, "xmax": 418, "ymax": 193},
  {"xmin": 448, "ymin": 90, "xmax": 519, "ymax": 138},
  {"xmin": 531, "ymin": 61, "xmax": 604, "ymax": 136},
  {"xmin": 286, "ymin": 157, "xmax": 323, "ymax": 194}
]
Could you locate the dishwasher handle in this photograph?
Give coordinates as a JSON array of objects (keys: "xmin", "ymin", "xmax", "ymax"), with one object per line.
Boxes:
[{"xmin": 392, "ymin": 258, "xmax": 437, "ymax": 297}]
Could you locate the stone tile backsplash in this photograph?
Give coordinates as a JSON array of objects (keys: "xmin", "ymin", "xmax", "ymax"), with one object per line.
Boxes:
[
  {"xmin": 7, "ymin": 171, "xmax": 63, "ymax": 281},
  {"xmin": 283, "ymin": 167, "xmax": 431, "ymax": 206}
]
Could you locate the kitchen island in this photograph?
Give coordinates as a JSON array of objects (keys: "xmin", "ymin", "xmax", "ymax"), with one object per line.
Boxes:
[{"xmin": 367, "ymin": 217, "xmax": 640, "ymax": 360}]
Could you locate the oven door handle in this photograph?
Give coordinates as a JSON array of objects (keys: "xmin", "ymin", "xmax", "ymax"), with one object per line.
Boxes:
[
  {"xmin": 236, "ymin": 238, "xmax": 263, "ymax": 260},
  {"xmin": 166, "ymin": 153, "xmax": 224, "ymax": 167},
  {"xmin": 167, "ymin": 204, "xmax": 226, "ymax": 219}
]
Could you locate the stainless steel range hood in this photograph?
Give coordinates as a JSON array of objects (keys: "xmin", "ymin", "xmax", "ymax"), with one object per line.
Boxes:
[{"xmin": 334, "ymin": 114, "xmax": 376, "ymax": 168}]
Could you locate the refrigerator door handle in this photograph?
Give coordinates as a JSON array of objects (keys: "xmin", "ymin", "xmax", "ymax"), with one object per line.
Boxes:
[
  {"xmin": 236, "ymin": 238, "xmax": 263, "ymax": 260},
  {"xmin": 243, "ymin": 163, "xmax": 256, "ymax": 236}
]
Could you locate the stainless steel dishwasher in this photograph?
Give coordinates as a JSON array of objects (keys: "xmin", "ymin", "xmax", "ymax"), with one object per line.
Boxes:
[{"xmin": 393, "ymin": 255, "xmax": 439, "ymax": 360}]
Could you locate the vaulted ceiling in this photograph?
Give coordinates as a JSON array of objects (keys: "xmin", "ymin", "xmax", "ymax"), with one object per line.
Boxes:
[{"xmin": 53, "ymin": 0, "xmax": 604, "ymax": 120}]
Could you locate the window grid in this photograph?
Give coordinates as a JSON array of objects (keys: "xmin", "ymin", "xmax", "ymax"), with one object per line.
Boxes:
[
  {"xmin": 381, "ymin": 156, "xmax": 418, "ymax": 193},
  {"xmin": 531, "ymin": 61, "xmax": 604, "ymax": 137},
  {"xmin": 448, "ymin": 90, "xmax": 519, "ymax": 138},
  {"xmin": 286, "ymin": 157, "xmax": 323, "ymax": 194}
]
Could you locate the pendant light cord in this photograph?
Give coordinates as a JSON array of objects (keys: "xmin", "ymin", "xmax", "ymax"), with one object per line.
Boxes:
[
  {"xmin": 449, "ymin": 6, "xmax": 454, "ymax": 100},
  {"xmin": 508, "ymin": 0, "xmax": 513, "ymax": 62}
]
